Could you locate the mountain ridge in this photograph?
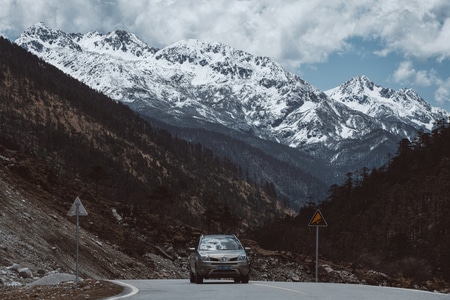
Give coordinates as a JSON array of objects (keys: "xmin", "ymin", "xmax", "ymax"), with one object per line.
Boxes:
[
  {"xmin": 325, "ymin": 75, "xmax": 445, "ymax": 131},
  {"xmin": 14, "ymin": 23, "xmax": 450, "ymax": 207},
  {"xmin": 17, "ymin": 23, "xmax": 447, "ymax": 145}
]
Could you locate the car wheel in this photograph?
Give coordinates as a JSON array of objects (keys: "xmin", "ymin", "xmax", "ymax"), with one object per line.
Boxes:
[
  {"xmin": 195, "ymin": 272, "xmax": 203, "ymax": 284},
  {"xmin": 189, "ymin": 270, "xmax": 195, "ymax": 283},
  {"xmin": 241, "ymin": 275, "xmax": 249, "ymax": 284},
  {"xmin": 234, "ymin": 278, "xmax": 241, "ymax": 283}
]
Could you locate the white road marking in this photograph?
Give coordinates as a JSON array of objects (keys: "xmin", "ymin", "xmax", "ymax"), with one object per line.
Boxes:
[
  {"xmin": 252, "ymin": 282, "xmax": 307, "ymax": 295},
  {"xmin": 104, "ymin": 280, "xmax": 139, "ymax": 299}
]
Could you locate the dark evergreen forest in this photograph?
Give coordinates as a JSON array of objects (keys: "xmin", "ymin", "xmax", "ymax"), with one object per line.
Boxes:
[{"xmin": 252, "ymin": 121, "xmax": 450, "ymax": 282}]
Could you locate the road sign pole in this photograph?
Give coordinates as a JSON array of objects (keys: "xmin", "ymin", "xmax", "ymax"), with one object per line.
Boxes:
[
  {"xmin": 67, "ymin": 197, "xmax": 88, "ymax": 283},
  {"xmin": 308, "ymin": 209, "xmax": 327, "ymax": 283},
  {"xmin": 315, "ymin": 226, "xmax": 319, "ymax": 283},
  {"xmin": 75, "ymin": 203, "xmax": 80, "ymax": 283}
]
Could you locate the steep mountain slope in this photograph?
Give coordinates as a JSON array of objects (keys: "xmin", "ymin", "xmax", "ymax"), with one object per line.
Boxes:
[
  {"xmin": 15, "ymin": 22, "xmax": 333, "ymax": 207},
  {"xmin": 0, "ymin": 36, "xmax": 289, "ymax": 238},
  {"xmin": 324, "ymin": 75, "xmax": 449, "ymax": 168},
  {"xmin": 15, "ymin": 23, "xmax": 450, "ymax": 206}
]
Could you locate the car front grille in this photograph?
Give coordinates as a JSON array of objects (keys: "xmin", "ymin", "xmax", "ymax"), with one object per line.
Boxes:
[{"xmin": 210, "ymin": 262, "xmax": 238, "ymax": 266}]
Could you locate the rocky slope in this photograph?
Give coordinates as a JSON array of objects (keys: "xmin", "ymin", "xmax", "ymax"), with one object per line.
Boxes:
[{"xmin": 0, "ymin": 150, "xmax": 186, "ymax": 283}]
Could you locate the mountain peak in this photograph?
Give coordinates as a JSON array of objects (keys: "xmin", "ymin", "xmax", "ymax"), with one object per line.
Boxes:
[
  {"xmin": 16, "ymin": 24, "xmax": 158, "ymax": 60},
  {"xmin": 17, "ymin": 22, "xmax": 82, "ymax": 53},
  {"xmin": 352, "ymin": 75, "xmax": 373, "ymax": 88},
  {"xmin": 87, "ymin": 29, "xmax": 158, "ymax": 58},
  {"xmin": 22, "ymin": 22, "xmax": 62, "ymax": 38},
  {"xmin": 326, "ymin": 76, "xmax": 447, "ymax": 130},
  {"xmin": 158, "ymin": 38, "xmax": 253, "ymax": 66},
  {"xmin": 167, "ymin": 38, "xmax": 243, "ymax": 54},
  {"xmin": 154, "ymin": 38, "xmax": 297, "ymax": 86},
  {"xmin": 24, "ymin": 22, "xmax": 52, "ymax": 33},
  {"xmin": 31, "ymin": 21, "xmax": 48, "ymax": 30},
  {"xmin": 342, "ymin": 75, "xmax": 378, "ymax": 94}
]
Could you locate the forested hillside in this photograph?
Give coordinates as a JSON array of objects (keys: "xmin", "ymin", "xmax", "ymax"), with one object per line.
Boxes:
[
  {"xmin": 252, "ymin": 121, "xmax": 450, "ymax": 283},
  {"xmin": 0, "ymin": 36, "xmax": 289, "ymax": 235},
  {"xmin": 321, "ymin": 124, "xmax": 450, "ymax": 280}
]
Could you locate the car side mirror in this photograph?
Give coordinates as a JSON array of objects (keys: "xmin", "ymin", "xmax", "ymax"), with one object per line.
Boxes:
[{"xmin": 244, "ymin": 247, "xmax": 252, "ymax": 253}]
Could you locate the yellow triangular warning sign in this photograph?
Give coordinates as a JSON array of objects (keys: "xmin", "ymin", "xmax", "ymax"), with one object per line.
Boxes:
[{"xmin": 308, "ymin": 209, "xmax": 327, "ymax": 227}]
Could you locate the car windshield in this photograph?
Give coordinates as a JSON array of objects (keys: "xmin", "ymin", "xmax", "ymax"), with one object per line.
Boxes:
[{"xmin": 199, "ymin": 236, "xmax": 243, "ymax": 251}]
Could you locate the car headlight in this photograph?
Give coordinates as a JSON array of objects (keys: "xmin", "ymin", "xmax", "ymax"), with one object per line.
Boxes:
[
  {"xmin": 238, "ymin": 254, "xmax": 247, "ymax": 261},
  {"xmin": 200, "ymin": 255, "xmax": 211, "ymax": 261}
]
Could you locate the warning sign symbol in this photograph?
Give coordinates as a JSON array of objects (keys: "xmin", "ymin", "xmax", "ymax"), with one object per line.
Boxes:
[
  {"xmin": 308, "ymin": 209, "xmax": 327, "ymax": 227},
  {"xmin": 67, "ymin": 197, "xmax": 88, "ymax": 217}
]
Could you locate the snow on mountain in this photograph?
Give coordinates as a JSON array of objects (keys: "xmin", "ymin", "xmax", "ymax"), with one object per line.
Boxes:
[
  {"xmin": 325, "ymin": 75, "xmax": 448, "ymax": 131},
  {"xmin": 15, "ymin": 23, "xmax": 450, "ymax": 170}
]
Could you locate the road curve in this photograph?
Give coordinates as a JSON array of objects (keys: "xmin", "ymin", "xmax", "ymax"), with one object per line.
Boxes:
[{"xmin": 107, "ymin": 279, "xmax": 449, "ymax": 300}]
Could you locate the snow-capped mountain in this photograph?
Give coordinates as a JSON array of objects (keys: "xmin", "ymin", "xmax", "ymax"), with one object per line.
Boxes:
[
  {"xmin": 15, "ymin": 23, "xmax": 450, "ymax": 187},
  {"xmin": 326, "ymin": 75, "xmax": 447, "ymax": 132}
]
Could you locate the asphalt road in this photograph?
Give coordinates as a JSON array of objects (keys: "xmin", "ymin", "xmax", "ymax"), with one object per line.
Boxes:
[{"xmin": 107, "ymin": 279, "xmax": 449, "ymax": 300}]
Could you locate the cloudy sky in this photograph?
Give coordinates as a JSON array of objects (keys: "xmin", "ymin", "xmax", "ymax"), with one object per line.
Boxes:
[{"xmin": 2, "ymin": 0, "xmax": 450, "ymax": 111}]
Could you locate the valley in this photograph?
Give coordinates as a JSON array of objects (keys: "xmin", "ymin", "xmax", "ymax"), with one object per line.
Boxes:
[{"xmin": 1, "ymin": 21, "xmax": 450, "ymax": 296}]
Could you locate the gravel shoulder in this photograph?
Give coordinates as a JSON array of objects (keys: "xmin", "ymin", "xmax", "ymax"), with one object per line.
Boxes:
[{"xmin": 0, "ymin": 278, "xmax": 124, "ymax": 300}]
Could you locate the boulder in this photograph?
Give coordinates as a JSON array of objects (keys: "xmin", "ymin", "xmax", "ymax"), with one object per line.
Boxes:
[{"xmin": 18, "ymin": 268, "xmax": 33, "ymax": 278}]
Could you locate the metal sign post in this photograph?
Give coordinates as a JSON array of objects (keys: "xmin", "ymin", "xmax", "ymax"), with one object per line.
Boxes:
[
  {"xmin": 308, "ymin": 209, "xmax": 327, "ymax": 283},
  {"xmin": 67, "ymin": 197, "xmax": 88, "ymax": 283}
]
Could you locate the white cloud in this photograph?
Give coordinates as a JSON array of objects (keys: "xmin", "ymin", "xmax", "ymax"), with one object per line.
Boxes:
[
  {"xmin": 1, "ymin": 0, "xmax": 450, "ymax": 107},
  {"xmin": 393, "ymin": 61, "xmax": 437, "ymax": 87},
  {"xmin": 393, "ymin": 61, "xmax": 418, "ymax": 84},
  {"xmin": 393, "ymin": 60, "xmax": 450, "ymax": 106},
  {"xmin": 435, "ymin": 78, "xmax": 450, "ymax": 104},
  {"xmin": 2, "ymin": 0, "xmax": 450, "ymax": 67}
]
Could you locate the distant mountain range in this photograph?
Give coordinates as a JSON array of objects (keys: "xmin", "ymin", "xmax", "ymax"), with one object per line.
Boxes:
[{"xmin": 15, "ymin": 22, "xmax": 450, "ymax": 208}]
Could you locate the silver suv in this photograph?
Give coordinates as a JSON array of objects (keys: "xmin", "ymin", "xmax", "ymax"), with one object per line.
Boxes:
[{"xmin": 188, "ymin": 234, "xmax": 251, "ymax": 284}]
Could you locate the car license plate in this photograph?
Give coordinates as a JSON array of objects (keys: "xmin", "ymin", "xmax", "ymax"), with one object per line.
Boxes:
[{"xmin": 218, "ymin": 266, "xmax": 231, "ymax": 270}]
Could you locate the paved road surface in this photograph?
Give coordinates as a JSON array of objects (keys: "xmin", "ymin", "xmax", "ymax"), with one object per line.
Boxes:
[{"xmin": 107, "ymin": 279, "xmax": 449, "ymax": 300}]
